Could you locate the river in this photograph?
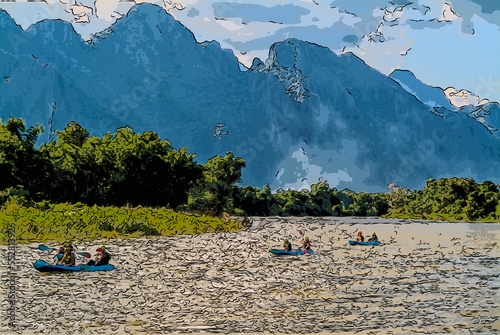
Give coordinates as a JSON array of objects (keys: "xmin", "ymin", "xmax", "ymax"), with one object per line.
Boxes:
[{"xmin": 1, "ymin": 217, "xmax": 499, "ymax": 334}]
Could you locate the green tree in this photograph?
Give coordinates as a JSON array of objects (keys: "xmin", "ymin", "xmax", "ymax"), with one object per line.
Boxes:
[
  {"xmin": 189, "ymin": 151, "xmax": 245, "ymax": 214},
  {"xmin": 0, "ymin": 117, "xmax": 48, "ymax": 202},
  {"xmin": 233, "ymin": 184, "xmax": 275, "ymax": 216},
  {"xmin": 38, "ymin": 122, "xmax": 93, "ymax": 203},
  {"xmin": 386, "ymin": 182, "xmax": 410, "ymax": 213},
  {"xmin": 307, "ymin": 181, "xmax": 342, "ymax": 215},
  {"xmin": 96, "ymin": 127, "xmax": 203, "ymax": 208},
  {"xmin": 273, "ymin": 188, "xmax": 309, "ymax": 216},
  {"xmin": 40, "ymin": 123, "xmax": 203, "ymax": 208},
  {"xmin": 465, "ymin": 180, "xmax": 499, "ymax": 220}
]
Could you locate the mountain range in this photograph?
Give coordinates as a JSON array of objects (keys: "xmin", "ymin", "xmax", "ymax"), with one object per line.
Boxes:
[
  {"xmin": 390, "ymin": 69, "xmax": 500, "ymax": 134},
  {"xmin": 1, "ymin": 3, "xmax": 499, "ymax": 192}
]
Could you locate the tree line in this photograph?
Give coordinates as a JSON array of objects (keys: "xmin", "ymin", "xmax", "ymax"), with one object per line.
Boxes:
[
  {"xmin": 386, "ymin": 178, "xmax": 500, "ymax": 221},
  {"xmin": 1, "ymin": 118, "xmax": 499, "ymax": 221}
]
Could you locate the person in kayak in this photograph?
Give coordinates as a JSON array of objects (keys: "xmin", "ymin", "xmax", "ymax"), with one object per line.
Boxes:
[
  {"xmin": 283, "ymin": 239, "xmax": 292, "ymax": 251},
  {"xmin": 57, "ymin": 247, "xmax": 75, "ymax": 266},
  {"xmin": 300, "ymin": 237, "xmax": 311, "ymax": 251},
  {"xmin": 367, "ymin": 232, "xmax": 378, "ymax": 242},
  {"xmin": 56, "ymin": 243, "xmax": 66, "ymax": 255},
  {"xmin": 55, "ymin": 241, "xmax": 73, "ymax": 263},
  {"xmin": 356, "ymin": 231, "xmax": 364, "ymax": 242},
  {"xmin": 87, "ymin": 246, "xmax": 111, "ymax": 266},
  {"xmin": 57, "ymin": 241, "xmax": 76, "ymax": 254}
]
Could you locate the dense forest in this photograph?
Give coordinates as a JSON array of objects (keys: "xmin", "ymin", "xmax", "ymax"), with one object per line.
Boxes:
[{"xmin": 1, "ymin": 118, "xmax": 499, "ymax": 222}]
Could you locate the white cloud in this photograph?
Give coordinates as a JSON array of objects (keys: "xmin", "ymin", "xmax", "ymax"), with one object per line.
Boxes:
[
  {"xmin": 215, "ymin": 18, "xmax": 246, "ymax": 32},
  {"xmin": 343, "ymin": 23, "xmax": 414, "ymax": 73},
  {"xmin": 73, "ymin": 14, "xmax": 90, "ymax": 23},
  {"xmin": 69, "ymin": 4, "xmax": 92, "ymax": 16},
  {"xmin": 443, "ymin": 87, "xmax": 489, "ymax": 108},
  {"xmin": 69, "ymin": 3, "xmax": 92, "ymax": 23},
  {"xmin": 162, "ymin": 0, "xmax": 185, "ymax": 12},
  {"xmin": 94, "ymin": 0, "xmax": 119, "ymax": 21},
  {"xmin": 281, "ymin": 147, "xmax": 353, "ymax": 191},
  {"xmin": 383, "ymin": 6, "xmax": 404, "ymax": 22},
  {"xmin": 438, "ymin": 2, "xmax": 459, "ymax": 22},
  {"xmin": 271, "ymin": 140, "xmax": 373, "ymax": 192}
]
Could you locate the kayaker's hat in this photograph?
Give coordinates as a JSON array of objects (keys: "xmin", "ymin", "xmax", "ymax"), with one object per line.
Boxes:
[
  {"xmin": 64, "ymin": 247, "xmax": 71, "ymax": 252},
  {"xmin": 305, "ymin": 237, "xmax": 309, "ymax": 240},
  {"xmin": 358, "ymin": 232, "xmax": 362, "ymax": 235},
  {"xmin": 96, "ymin": 246, "xmax": 106, "ymax": 252}
]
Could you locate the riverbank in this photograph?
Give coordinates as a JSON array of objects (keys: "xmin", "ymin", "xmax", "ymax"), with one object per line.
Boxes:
[
  {"xmin": 0, "ymin": 201, "xmax": 249, "ymax": 245},
  {"xmin": 1, "ymin": 217, "xmax": 498, "ymax": 334},
  {"xmin": 2, "ymin": 197, "xmax": 498, "ymax": 246},
  {"xmin": 383, "ymin": 212, "xmax": 500, "ymax": 222}
]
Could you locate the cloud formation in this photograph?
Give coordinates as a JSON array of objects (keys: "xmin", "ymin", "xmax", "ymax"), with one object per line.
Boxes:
[
  {"xmin": 444, "ymin": 88, "xmax": 489, "ymax": 108},
  {"xmin": 273, "ymin": 142, "xmax": 376, "ymax": 193}
]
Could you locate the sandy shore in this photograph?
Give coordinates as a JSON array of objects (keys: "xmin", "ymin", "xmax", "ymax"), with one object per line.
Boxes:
[{"xmin": 0, "ymin": 217, "xmax": 498, "ymax": 334}]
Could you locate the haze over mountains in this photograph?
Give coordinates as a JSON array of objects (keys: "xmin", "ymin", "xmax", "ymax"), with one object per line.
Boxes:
[{"xmin": 1, "ymin": 4, "xmax": 499, "ymax": 192}]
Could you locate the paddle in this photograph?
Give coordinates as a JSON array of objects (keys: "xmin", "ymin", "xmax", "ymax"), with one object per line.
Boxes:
[
  {"xmin": 298, "ymin": 230, "xmax": 310, "ymax": 255},
  {"xmin": 38, "ymin": 244, "xmax": 91, "ymax": 258}
]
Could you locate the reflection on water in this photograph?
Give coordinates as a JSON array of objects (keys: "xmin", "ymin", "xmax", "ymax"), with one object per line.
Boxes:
[{"xmin": 0, "ymin": 217, "xmax": 499, "ymax": 334}]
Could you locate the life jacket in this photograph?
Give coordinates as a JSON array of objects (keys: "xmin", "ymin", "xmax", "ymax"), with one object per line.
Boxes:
[
  {"xmin": 98, "ymin": 252, "xmax": 111, "ymax": 265},
  {"xmin": 63, "ymin": 254, "xmax": 74, "ymax": 265},
  {"xmin": 302, "ymin": 240, "xmax": 311, "ymax": 250}
]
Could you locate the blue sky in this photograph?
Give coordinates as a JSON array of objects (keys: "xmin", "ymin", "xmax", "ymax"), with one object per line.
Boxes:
[{"xmin": 2, "ymin": 0, "xmax": 499, "ymax": 103}]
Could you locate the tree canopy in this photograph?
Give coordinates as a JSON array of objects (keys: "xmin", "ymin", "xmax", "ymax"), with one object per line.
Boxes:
[{"xmin": 1, "ymin": 118, "xmax": 499, "ymax": 221}]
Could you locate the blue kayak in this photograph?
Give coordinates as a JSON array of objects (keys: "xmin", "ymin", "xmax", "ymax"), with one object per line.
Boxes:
[
  {"xmin": 34, "ymin": 260, "xmax": 115, "ymax": 272},
  {"xmin": 269, "ymin": 249, "xmax": 314, "ymax": 255},
  {"xmin": 349, "ymin": 240, "xmax": 381, "ymax": 246}
]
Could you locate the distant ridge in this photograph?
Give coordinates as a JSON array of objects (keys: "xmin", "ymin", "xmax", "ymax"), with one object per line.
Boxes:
[
  {"xmin": 390, "ymin": 69, "xmax": 500, "ymax": 135},
  {"xmin": 389, "ymin": 69, "xmax": 457, "ymax": 110}
]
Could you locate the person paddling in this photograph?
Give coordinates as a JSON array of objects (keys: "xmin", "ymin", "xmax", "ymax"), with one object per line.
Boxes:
[
  {"xmin": 87, "ymin": 246, "xmax": 111, "ymax": 266},
  {"xmin": 57, "ymin": 247, "xmax": 75, "ymax": 266},
  {"xmin": 57, "ymin": 241, "xmax": 76, "ymax": 254},
  {"xmin": 54, "ymin": 241, "xmax": 73, "ymax": 263},
  {"xmin": 356, "ymin": 231, "xmax": 364, "ymax": 242},
  {"xmin": 283, "ymin": 239, "xmax": 292, "ymax": 251},
  {"xmin": 56, "ymin": 242, "xmax": 66, "ymax": 255},
  {"xmin": 367, "ymin": 232, "xmax": 378, "ymax": 242},
  {"xmin": 300, "ymin": 237, "xmax": 311, "ymax": 251}
]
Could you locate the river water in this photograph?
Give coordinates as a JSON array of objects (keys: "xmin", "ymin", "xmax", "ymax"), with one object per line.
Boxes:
[{"xmin": 1, "ymin": 217, "xmax": 499, "ymax": 335}]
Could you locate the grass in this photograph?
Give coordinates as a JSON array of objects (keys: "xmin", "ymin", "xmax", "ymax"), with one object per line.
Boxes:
[{"xmin": 0, "ymin": 201, "xmax": 249, "ymax": 245}]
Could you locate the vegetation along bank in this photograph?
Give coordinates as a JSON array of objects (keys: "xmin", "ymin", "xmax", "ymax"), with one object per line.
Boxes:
[{"xmin": 1, "ymin": 118, "xmax": 499, "ymax": 244}]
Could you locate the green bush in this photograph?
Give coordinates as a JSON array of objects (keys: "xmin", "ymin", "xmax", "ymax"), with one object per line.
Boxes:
[{"xmin": 117, "ymin": 221, "xmax": 160, "ymax": 236}]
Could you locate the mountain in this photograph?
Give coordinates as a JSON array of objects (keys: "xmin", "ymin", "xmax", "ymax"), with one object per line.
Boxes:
[
  {"xmin": 389, "ymin": 69, "xmax": 457, "ymax": 110},
  {"xmin": 1, "ymin": 4, "xmax": 499, "ymax": 192},
  {"xmin": 390, "ymin": 69, "xmax": 500, "ymax": 134}
]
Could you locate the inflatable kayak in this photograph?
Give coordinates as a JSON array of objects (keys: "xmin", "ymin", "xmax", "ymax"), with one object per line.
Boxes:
[
  {"xmin": 34, "ymin": 260, "xmax": 115, "ymax": 272},
  {"xmin": 349, "ymin": 240, "xmax": 381, "ymax": 246},
  {"xmin": 269, "ymin": 249, "xmax": 314, "ymax": 255}
]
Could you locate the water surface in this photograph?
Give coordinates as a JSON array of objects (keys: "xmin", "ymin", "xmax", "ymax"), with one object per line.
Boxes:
[{"xmin": 1, "ymin": 217, "xmax": 498, "ymax": 334}]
